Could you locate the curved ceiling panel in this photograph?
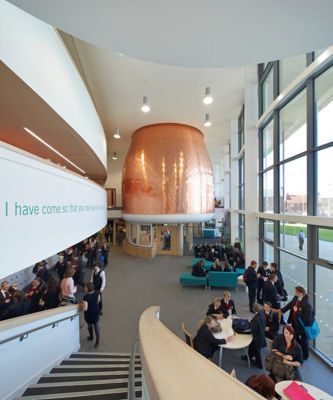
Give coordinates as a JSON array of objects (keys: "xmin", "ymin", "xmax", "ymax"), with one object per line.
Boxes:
[
  {"xmin": 7, "ymin": 0, "xmax": 333, "ymax": 67},
  {"xmin": 0, "ymin": 61, "xmax": 107, "ymax": 184}
]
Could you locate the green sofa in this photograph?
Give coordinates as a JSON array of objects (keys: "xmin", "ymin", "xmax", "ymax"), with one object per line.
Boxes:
[
  {"xmin": 179, "ymin": 272, "xmax": 207, "ymax": 288},
  {"xmin": 207, "ymin": 271, "xmax": 238, "ymax": 290}
]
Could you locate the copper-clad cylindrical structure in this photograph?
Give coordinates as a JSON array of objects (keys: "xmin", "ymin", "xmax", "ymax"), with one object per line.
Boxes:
[{"xmin": 122, "ymin": 123, "xmax": 214, "ymax": 223}]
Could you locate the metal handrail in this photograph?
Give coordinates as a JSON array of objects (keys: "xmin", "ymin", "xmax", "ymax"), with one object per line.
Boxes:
[
  {"xmin": 128, "ymin": 328, "xmax": 139, "ymax": 400},
  {"xmin": 0, "ymin": 310, "xmax": 79, "ymax": 346}
]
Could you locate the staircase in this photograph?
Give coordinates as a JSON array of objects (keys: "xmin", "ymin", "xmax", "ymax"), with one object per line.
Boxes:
[{"xmin": 16, "ymin": 352, "xmax": 142, "ymax": 399}]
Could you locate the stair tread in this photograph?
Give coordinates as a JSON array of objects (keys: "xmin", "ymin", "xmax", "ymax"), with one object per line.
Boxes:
[
  {"xmin": 73, "ymin": 352, "xmax": 139, "ymax": 357},
  {"xmin": 61, "ymin": 359, "xmax": 141, "ymax": 365},
  {"xmin": 19, "ymin": 387, "xmax": 142, "ymax": 399},
  {"xmin": 31, "ymin": 378, "xmax": 142, "ymax": 388},
  {"xmin": 23, "ymin": 380, "xmax": 142, "ymax": 396}
]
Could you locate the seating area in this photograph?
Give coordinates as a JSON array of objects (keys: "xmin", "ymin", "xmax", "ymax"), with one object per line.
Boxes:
[
  {"xmin": 179, "ymin": 272, "xmax": 207, "ymax": 288},
  {"xmin": 179, "ymin": 259, "xmax": 246, "ymax": 290},
  {"xmin": 207, "ymin": 271, "xmax": 239, "ymax": 290}
]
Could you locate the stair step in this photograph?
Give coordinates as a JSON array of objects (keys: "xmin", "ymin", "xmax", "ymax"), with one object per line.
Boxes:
[
  {"xmin": 72, "ymin": 352, "xmax": 139, "ymax": 358},
  {"xmin": 62, "ymin": 358, "xmax": 141, "ymax": 364},
  {"xmin": 51, "ymin": 365, "xmax": 141, "ymax": 373},
  {"xmin": 23, "ymin": 379, "xmax": 142, "ymax": 396},
  {"xmin": 39, "ymin": 372, "xmax": 142, "ymax": 383},
  {"xmin": 19, "ymin": 387, "xmax": 142, "ymax": 399}
]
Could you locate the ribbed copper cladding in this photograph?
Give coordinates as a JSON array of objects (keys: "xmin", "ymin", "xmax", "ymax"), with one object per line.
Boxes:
[{"xmin": 122, "ymin": 123, "xmax": 214, "ymax": 217}]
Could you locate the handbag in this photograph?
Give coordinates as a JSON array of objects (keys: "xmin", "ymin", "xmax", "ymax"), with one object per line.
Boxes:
[
  {"xmin": 298, "ymin": 317, "xmax": 320, "ymax": 340},
  {"xmin": 265, "ymin": 352, "xmax": 295, "ymax": 381}
]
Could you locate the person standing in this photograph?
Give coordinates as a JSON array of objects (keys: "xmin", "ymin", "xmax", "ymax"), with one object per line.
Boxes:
[
  {"xmin": 281, "ymin": 286, "xmax": 314, "ymax": 360},
  {"xmin": 60, "ymin": 267, "xmax": 77, "ymax": 305},
  {"xmin": 263, "ymin": 274, "xmax": 281, "ymax": 309},
  {"xmin": 91, "ymin": 264, "xmax": 106, "ymax": 315},
  {"xmin": 243, "ymin": 303, "xmax": 266, "ymax": 368},
  {"xmin": 257, "ymin": 261, "xmax": 270, "ymax": 304},
  {"xmin": 297, "ymin": 230, "xmax": 305, "ymax": 251},
  {"xmin": 82, "ymin": 282, "xmax": 100, "ymax": 348},
  {"xmin": 263, "ymin": 301, "xmax": 279, "ymax": 340},
  {"xmin": 243, "ymin": 260, "xmax": 258, "ymax": 313}
]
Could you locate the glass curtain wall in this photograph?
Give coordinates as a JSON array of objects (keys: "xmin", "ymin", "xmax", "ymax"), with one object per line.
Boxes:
[
  {"xmin": 258, "ymin": 51, "xmax": 333, "ymax": 364},
  {"xmin": 238, "ymin": 107, "xmax": 245, "ymax": 252}
]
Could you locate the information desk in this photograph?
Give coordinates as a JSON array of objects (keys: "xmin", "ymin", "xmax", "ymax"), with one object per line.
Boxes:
[{"xmin": 275, "ymin": 380, "xmax": 333, "ymax": 400}]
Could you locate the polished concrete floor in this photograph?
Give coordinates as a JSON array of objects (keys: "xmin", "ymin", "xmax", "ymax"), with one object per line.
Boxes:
[{"xmin": 79, "ymin": 245, "xmax": 333, "ymax": 395}]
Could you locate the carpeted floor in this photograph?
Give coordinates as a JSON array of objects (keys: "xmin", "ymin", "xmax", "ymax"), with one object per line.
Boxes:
[{"xmin": 79, "ymin": 245, "xmax": 333, "ymax": 395}]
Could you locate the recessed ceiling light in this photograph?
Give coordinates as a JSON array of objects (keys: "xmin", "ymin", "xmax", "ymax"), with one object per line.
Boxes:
[
  {"xmin": 23, "ymin": 127, "xmax": 86, "ymax": 174},
  {"xmin": 113, "ymin": 128, "xmax": 121, "ymax": 139},
  {"xmin": 203, "ymin": 113, "xmax": 212, "ymax": 127},
  {"xmin": 141, "ymin": 96, "xmax": 150, "ymax": 113},
  {"xmin": 203, "ymin": 86, "xmax": 213, "ymax": 105}
]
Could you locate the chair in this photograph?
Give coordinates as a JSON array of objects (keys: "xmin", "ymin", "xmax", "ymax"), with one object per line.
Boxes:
[{"xmin": 181, "ymin": 322, "xmax": 194, "ymax": 348}]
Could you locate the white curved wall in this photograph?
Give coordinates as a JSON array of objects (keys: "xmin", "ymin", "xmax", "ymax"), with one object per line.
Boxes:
[
  {"xmin": 0, "ymin": 0, "xmax": 107, "ymax": 168},
  {"xmin": 0, "ymin": 143, "xmax": 107, "ymax": 279}
]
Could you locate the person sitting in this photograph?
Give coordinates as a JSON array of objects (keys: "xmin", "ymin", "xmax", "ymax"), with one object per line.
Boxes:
[
  {"xmin": 242, "ymin": 303, "xmax": 266, "ymax": 369},
  {"xmin": 245, "ymin": 374, "xmax": 276, "ymax": 400},
  {"xmin": 206, "ymin": 298, "xmax": 224, "ymax": 319},
  {"xmin": 210, "ymin": 259, "xmax": 222, "ymax": 271},
  {"xmin": 263, "ymin": 301, "xmax": 279, "ymax": 340},
  {"xmin": 221, "ymin": 291, "xmax": 237, "ymax": 318},
  {"xmin": 193, "ymin": 315, "xmax": 232, "ymax": 359},
  {"xmin": 271, "ymin": 324, "xmax": 303, "ymax": 381},
  {"xmin": 192, "ymin": 260, "xmax": 206, "ymax": 277},
  {"xmin": 263, "ymin": 274, "xmax": 281, "ymax": 309},
  {"xmin": 222, "ymin": 261, "xmax": 231, "ymax": 272}
]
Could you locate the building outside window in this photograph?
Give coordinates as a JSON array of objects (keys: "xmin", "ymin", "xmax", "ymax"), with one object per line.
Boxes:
[{"xmin": 258, "ymin": 51, "xmax": 333, "ymax": 364}]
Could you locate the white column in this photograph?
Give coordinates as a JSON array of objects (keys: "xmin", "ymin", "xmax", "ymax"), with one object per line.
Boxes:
[
  {"xmin": 244, "ymin": 66, "xmax": 259, "ymax": 265},
  {"xmin": 178, "ymin": 223, "xmax": 184, "ymax": 256}
]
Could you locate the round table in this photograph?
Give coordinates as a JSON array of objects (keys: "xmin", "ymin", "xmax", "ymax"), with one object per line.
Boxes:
[
  {"xmin": 275, "ymin": 380, "xmax": 333, "ymax": 400},
  {"xmin": 214, "ymin": 318, "xmax": 253, "ymax": 368}
]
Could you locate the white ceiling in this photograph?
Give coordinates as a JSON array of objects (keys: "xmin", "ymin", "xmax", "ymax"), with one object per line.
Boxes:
[
  {"xmin": 6, "ymin": 0, "xmax": 333, "ymax": 171},
  {"xmin": 65, "ymin": 35, "xmax": 246, "ymax": 163},
  {"xmin": 7, "ymin": 0, "xmax": 333, "ymax": 68}
]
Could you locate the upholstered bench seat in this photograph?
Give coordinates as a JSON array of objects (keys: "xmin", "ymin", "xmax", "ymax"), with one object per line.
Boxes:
[
  {"xmin": 207, "ymin": 271, "xmax": 238, "ymax": 290},
  {"xmin": 179, "ymin": 272, "xmax": 207, "ymax": 288}
]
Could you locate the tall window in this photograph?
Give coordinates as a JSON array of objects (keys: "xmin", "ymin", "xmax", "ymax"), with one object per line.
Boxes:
[
  {"xmin": 238, "ymin": 107, "xmax": 245, "ymax": 210},
  {"xmin": 258, "ymin": 51, "xmax": 333, "ymax": 364}
]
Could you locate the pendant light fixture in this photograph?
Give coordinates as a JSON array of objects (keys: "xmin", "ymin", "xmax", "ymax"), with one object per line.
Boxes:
[
  {"xmin": 112, "ymin": 152, "xmax": 118, "ymax": 160},
  {"xmin": 141, "ymin": 96, "xmax": 151, "ymax": 113},
  {"xmin": 113, "ymin": 128, "xmax": 121, "ymax": 139},
  {"xmin": 203, "ymin": 113, "xmax": 212, "ymax": 127},
  {"xmin": 203, "ymin": 86, "xmax": 213, "ymax": 105}
]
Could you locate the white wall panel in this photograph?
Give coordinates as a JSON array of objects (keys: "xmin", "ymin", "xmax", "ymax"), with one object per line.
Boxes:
[{"xmin": 0, "ymin": 143, "xmax": 106, "ymax": 279}]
